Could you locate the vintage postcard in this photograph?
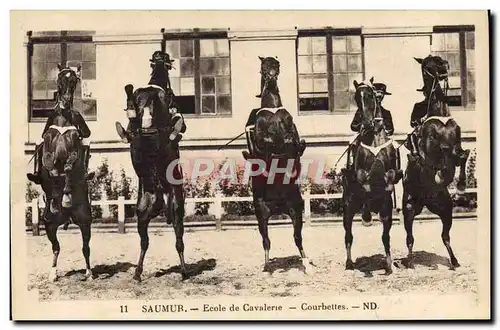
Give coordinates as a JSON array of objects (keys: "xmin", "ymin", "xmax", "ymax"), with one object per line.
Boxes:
[{"xmin": 10, "ymin": 10, "xmax": 491, "ymax": 320}]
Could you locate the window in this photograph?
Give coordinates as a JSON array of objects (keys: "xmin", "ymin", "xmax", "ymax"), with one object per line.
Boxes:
[
  {"xmin": 431, "ymin": 26, "xmax": 475, "ymax": 108},
  {"xmin": 27, "ymin": 31, "xmax": 97, "ymax": 121},
  {"xmin": 164, "ymin": 32, "xmax": 231, "ymax": 116},
  {"xmin": 297, "ymin": 30, "xmax": 364, "ymax": 113}
]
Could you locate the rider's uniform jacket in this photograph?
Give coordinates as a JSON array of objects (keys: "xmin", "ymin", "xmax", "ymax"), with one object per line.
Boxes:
[{"xmin": 350, "ymin": 106, "xmax": 394, "ymax": 136}]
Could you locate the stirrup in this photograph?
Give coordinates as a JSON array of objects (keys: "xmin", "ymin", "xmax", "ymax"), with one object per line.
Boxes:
[{"xmin": 115, "ymin": 122, "xmax": 129, "ymax": 143}]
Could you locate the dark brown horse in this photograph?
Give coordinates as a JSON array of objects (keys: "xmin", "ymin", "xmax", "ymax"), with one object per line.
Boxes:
[
  {"xmin": 403, "ymin": 55, "xmax": 470, "ymax": 269},
  {"xmin": 243, "ymin": 56, "xmax": 309, "ymax": 273},
  {"xmin": 121, "ymin": 50, "xmax": 187, "ymax": 282},
  {"xmin": 341, "ymin": 79, "xmax": 402, "ymax": 275},
  {"xmin": 36, "ymin": 65, "xmax": 93, "ymax": 282}
]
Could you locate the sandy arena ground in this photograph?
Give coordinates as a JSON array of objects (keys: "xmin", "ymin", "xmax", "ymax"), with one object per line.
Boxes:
[{"xmin": 26, "ymin": 220, "xmax": 478, "ymax": 301}]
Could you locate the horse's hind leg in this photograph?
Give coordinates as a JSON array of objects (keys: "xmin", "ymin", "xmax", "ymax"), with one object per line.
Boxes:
[
  {"xmin": 427, "ymin": 192, "xmax": 460, "ymax": 269},
  {"xmin": 171, "ymin": 186, "xmax": 187, "ymax": 279},
  {"xmin": 77, "ymin": 222, "xmax": 93, "ymax": 280},
  {"xmin": 134, "ymin": 188, "xmax": 154, "ymax": 282},
  {"xmin": 402, "ymin": 189, "xmax": 419, "ymax": 269},
  {"xmin": 288, "ymin": 198, "xmax": 311, "ymax": 273},
  {"xmin": 380, "ymin": 198, "xmax": 394, "ymax": 275},
  {"xmin": 74, "ymin": 202, "xmax": 93, "ymax": 280},
  {"xmin": 343, "ymin": 200, "xmax": 357, "ymax": 270},
  {"xmin": 45, "ymin": 221, "xmax": 60, "ymax": 282},
  {"xmin": 255, "ymin": 199, "xmax": 271, "ymax": 272}
]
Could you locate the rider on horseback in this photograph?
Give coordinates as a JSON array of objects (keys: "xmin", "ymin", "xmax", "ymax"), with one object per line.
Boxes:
[
  {"xmin": 346, "ymin": 82, "xmax": 394, "ymax": 170},
  {"xmin": 27, "ymin": 66, "xmax": 92, "ymax": 185},
  {"xmin": 116, "ymin": 50, "xmax": 186, "ymax": 144},
  {"xmin": 405, "ymin": 88, "xmax": 430, "ymax": 158}
]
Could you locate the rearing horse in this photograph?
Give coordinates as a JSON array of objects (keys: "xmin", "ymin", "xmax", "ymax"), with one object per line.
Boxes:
[
  {"xmin": 37, "ymin": 64, "xmax": 93, "ymax": 282},
  {"xmin": 403, "ymin": 55, "xmax": 470, "ymax": 270},
  {"xmin": 243, "ymin": 56, "xmax": 309, "ymax": 273},
  {"xmin": 341, "ymin": 79, "xmax": 402, "ymax": 275},
  {"xmin": 122, "ymin": 51, "xmax": 187, "ymax": 282}
]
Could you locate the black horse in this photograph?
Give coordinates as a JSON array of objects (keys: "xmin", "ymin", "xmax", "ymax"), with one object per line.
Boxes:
[
  {"xmin": 36, "ymin": 65, "xmax": 93, "ymax": 282},
  {"xmin": 243, "ymin": 56, "xmax": 308, "ymax": 273},
  {"xmin": 403, "ymin": 55, "xmax": 470, "ymax": 270},
  {"xmin": 119, "ymin": 50, "xmax": 188, "ymax": 282},
  {"xmin": 341, "ymin": 79, "xmax": 402, "ymax": 275}
]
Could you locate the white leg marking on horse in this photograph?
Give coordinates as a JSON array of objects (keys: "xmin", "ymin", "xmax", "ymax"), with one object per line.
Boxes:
[
  {"xmin": 48, "ymin": 267, "xmax": 58, "ymax": 282},
  {"xmin": 302, "ymin": 258, "xmax": 314, "ymax": 275},
  {"xmin": 85, "ymin": 268, "xmax": 93, "ymax": 280}
]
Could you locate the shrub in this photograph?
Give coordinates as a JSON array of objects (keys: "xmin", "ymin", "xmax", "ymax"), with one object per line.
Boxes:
[
  {"xmin": 218, "ymin": 163, "xmax": 254, "ymax": 216},
  {"xmin": 184, "ymin": 176, "xmax": 214, "ymax": 216},
  {"xmin": 25, "ymin": 181, "xmax": 41, "ymax": 226},
  {"xmin": 308, "ymin": 169, "xmax": 344, "ymax": 216}
]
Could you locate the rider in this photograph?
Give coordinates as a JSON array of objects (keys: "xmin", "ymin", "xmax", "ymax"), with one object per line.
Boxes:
[
  {"xmin": 347, "ymin": 82, "xmax": 394, "ymax": 170},
  {"xmin": 115, "ymin": 50, "xmax": 186, "ymax": 144},
  {"xmin": 405, "ymin": 88, "xmax": 430, "ymax": 158},
  {"xmin": 27, "ymin": 99, "xmax": 92, "ymax": 185}
]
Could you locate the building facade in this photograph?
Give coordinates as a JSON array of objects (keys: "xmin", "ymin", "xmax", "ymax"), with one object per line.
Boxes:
[{"xmin": 24, "ymin": 24, "xmax": 477, "ymax": 183}]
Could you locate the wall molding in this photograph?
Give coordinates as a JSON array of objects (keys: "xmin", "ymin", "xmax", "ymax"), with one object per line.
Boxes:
[
  {"xmin": 228, "ymin": 29, "xmax": 298, "ymax": 41},
  {"xmin": 94, "ymin": 32, "xmax": 162, "ymax": 45},
  {"xmin": 362, "ymin": 26, "xmax": 433, "ymax": 37}
]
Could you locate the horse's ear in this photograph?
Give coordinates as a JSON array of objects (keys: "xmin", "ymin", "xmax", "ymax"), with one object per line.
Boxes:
[
  {"xmin": 353, "ymin": 80, "xmax": 359, "ymax": 89},
  {"xmin": 258, "ymin": 56, "xmax": 264, "ymax": 61},
  {"xmin": 76, "ymin": 64, "xmax": 82, "ymax": 78},
  {"xmin": 369, "ymin": 77, "xmax": 374, "ymax": 84},
  {"xmin": 414, "ymin": 57, "xmax": 424, "ymax": 64},
  {"xmin": 57, "ymin": 63, "xmax": 63, "ymax": 71}
]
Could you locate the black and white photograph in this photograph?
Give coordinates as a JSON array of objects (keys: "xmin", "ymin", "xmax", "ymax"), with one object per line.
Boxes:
[{"xmin": 9, "ymin": 10, "xmax": 491, "ymax": 320}]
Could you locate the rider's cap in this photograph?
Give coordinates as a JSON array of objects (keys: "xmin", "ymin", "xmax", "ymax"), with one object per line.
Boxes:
[{"xmin": 373, "ymin": 83, "xmax": 392, "ymax": 95}]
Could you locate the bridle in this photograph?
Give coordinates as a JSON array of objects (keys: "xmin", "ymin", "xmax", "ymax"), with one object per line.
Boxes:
[
  {"xmin": 356, "ymin": 83, "xmax": 384, "ymax": 134},
  {"xmin": 422, "ymin": 62, "xmax": 450, "ymax": 115},
  {"xmin": 259, "ymin": 60, "xmax": 280, "ymax": 96}
]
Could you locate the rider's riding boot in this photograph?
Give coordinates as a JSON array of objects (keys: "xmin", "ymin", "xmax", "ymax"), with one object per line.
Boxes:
[
  {"xmin": 82, "ymin": 145, "xmax": 94, "ymax": 180},
  {"xmin": 27, "ymin": 143, "xmax": 43, "ymax": 185},
  {"xmin": 115, "ymin": 122, "xmax": 131, "ymax": 143},
  {"xmin": 255, "ymin": 76, "xmax": 265, "ymax": 98},
  {"xmin": 409, "ymin": 134, "xmax": 419, "ymax": 157}
]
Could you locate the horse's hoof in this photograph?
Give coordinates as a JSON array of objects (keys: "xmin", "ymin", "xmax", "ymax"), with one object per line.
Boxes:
[
  {"xmin": 451, "ymin": 258, "xmax": 461, "ymax": 268},
  {"xmin": 406, "ymin": 260, "xmax": 415, "ymax": 269},
  {"xmin": 85, "ymin": 269, "xmax": 94, "ymax": 280},
  {"xmin": 302, "ymin": 258, "xmax": 313, "ymax": 274},
  {"xmin": 385, "ymin": 268, "xmax": 393, "ymax": 276},
  {"xmin": 263, "ymin": 264, "xmax": 272, "ymax": 273},
  {"xmin": 345, "ymin": 260, "xmax": 355, "ymax": 270},
  {"xmin": 133, "ymin": 273, "xmax": 142, "ymax": 282},
  {"xmin": 48, "ymin": 268, "xmax": 58, "ymax": 283},
  {"xmin": 181, "ymin": 272, "xmax": 189, "ymax": 281}
]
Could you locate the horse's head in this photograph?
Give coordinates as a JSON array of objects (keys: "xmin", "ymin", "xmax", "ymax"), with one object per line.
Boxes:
[
  {"xmin": 259, "ymin": 56, "xmax": 280, "ymax": 82},
  {"xmin": 149, "ymin": 51, "xmax": 174, "ymax": 83},
  {"xmin": 353, "ymin": 78, "xmax": 384, "ymax": 134},
  {"xmin": 415, "ymin": 55, "xmax": 449, "ymax": 96},
  {"xmin": 56, "ymin": 64, "xmax": 81, "ymax": 109}
]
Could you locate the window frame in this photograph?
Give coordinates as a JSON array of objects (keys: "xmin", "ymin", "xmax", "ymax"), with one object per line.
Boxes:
[
  {"xmin": 26, "ymin": 30, "xmax": 97, "ymax": 123},
  {"xmin": 296, "ymin": 28, "xmax": 364, "ymax": 115},
  {"xmin": 162, "ymin": 30, "xmax": 232, "ymax": 117},
  {"xmin": 432, "ymin": 25, "xmax": 475, "ymax": 109}
]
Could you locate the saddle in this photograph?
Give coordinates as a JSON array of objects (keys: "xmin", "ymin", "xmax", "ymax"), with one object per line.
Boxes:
[{"xmin": 245, "ymin": 107, "xmax": 305, "ymax": 158}]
